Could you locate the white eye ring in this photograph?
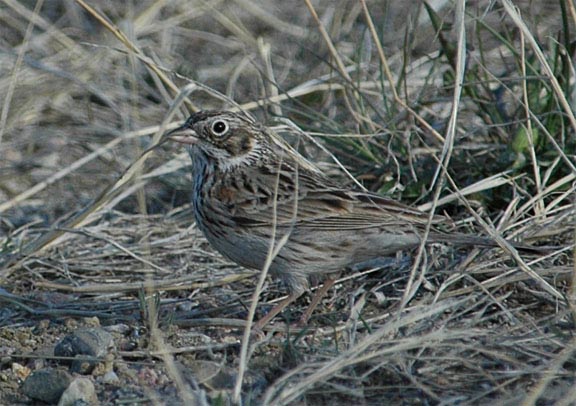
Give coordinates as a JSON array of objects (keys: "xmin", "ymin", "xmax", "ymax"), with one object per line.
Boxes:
[{"xmin": 211, "ymin": 120, "xmax": 229, "ymax": 137}]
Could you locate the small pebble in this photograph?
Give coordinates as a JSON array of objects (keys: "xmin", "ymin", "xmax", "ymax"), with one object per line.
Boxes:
[
  {"xmin": 57, "ymin": 376, "xmax": 96, "ymax": 406},
  {"xmin": 105, "ymin": 323, "xmax": 130, "ymax": 334},
  {"xmin": 11, "ymin": 362, "xmax": 31, "ymax": 381},
  {"xmin": 102, "ymin": 370, "xmax": 120, "ymax": 384}
]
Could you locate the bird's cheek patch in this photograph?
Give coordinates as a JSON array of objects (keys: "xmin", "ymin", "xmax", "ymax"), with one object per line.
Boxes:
[
  {"xmin": 239, "ymin": 136, "xmax": 252, "ymax": 153},
  {"xmin": 224, "ymin": 133, "xmax": 252, "ymax": 157}
]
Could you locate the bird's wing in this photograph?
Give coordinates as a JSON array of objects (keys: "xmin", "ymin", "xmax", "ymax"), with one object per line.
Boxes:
[
  {"xmin": 295, "ymin": 190, "xmax": 441, "ymax": 230},
  {"xmin": 222, "ymin": 163, "xmax": 442, "ymax": 231}
]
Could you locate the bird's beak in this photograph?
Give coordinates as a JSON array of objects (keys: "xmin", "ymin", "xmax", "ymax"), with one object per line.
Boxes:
[{"xmin": 163, "ymin": 123, "xmax": 198, "ymax": 145}]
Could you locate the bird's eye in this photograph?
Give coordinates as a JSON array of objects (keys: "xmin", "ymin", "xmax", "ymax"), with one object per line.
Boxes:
[{"xmin": 211, "ymin": 120, "xmax": 229, "ymax": 137}]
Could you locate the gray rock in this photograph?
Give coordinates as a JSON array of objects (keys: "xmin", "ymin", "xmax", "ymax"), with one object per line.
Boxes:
[
  {"xmin": 54, "ymin": 327, "xmax": 114, "ymax": 374},
  {"xmin": 54, "ymin": 327, "xmax": 114, "ymax": 358},
  {"xmin": 22, "ymin": 368, "xmax": 72, "ymax": 403}
]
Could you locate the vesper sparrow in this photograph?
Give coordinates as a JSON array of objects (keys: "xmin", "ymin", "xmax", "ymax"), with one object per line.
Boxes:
[{"xmin": 165, "ymin": 110, "xmax": 528, "ymax": 327}]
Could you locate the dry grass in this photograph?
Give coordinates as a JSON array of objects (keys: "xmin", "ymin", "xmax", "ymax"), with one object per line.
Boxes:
[{"xmin": 0, "ymin": 0, "xmax": 575, "ymax": 404}]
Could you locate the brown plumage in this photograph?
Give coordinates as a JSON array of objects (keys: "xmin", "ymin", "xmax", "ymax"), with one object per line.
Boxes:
[{"xmin": 165, "ymin": 110, "xmax": 522, "ymax": 327}]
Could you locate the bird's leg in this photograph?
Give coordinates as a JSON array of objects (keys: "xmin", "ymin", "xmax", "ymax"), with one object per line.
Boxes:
[
  {"xmin": 253, "ymin": 275, "xmax": 340, "ymax": 329},
  {"xmin": 298, "ymin": 275, "xmax": 338, "ymax": 325},
  {"xmin": 252, "ymin": 292, "xmax": 303, "ymax": 330}
]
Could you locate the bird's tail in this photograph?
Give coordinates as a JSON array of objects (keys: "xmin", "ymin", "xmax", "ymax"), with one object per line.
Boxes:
[{"xmin": 427, "ymin": 232, "xmax": 549, "ymax": 253}]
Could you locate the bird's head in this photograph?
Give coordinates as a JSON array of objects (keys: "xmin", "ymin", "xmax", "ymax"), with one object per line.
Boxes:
[
  {"xmin": 165, "ymin": 110, "xmax": 323, "ymax": 176},
  {"xmin": 165, "ymin": 111, "xmax": 270, "ymax": 171}
]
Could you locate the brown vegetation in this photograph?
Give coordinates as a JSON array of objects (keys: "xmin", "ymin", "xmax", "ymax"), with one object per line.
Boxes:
[{"xmin": 1, "ymin": 0, "xmax": 574, "ymax": 404}]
